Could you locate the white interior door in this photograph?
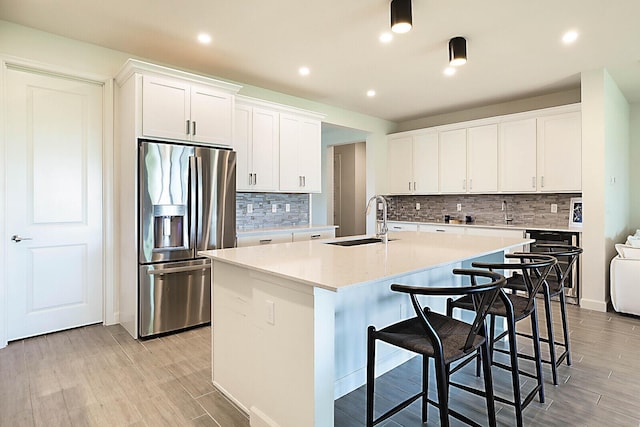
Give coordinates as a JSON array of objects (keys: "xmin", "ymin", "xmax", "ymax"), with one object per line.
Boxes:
[{"xmin": 5, "ymin": 67, "xmax": 104, "ymax": 340}]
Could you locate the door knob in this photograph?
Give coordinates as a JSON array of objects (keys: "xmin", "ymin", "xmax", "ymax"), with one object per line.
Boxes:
[{"xmin": 11, "ymin": 235, "xmax": 32, "ymax": 243}]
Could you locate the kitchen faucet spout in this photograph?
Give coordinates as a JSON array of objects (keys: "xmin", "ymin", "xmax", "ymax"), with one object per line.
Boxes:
[{"xmin": 366, "ymin": 195, "xmax": 388, "ymax": 243}]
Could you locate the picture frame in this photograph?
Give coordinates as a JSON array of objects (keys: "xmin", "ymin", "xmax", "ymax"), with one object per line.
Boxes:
[{"xmin": 569, "ymin": 197, "xmax": 583, "ymax": 227}]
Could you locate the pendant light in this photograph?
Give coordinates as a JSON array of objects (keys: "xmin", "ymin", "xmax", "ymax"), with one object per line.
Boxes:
[
  {"xmin": 449, "ymin": 37, "xmax": 467, "ymax": 66},
  {"xmin": 390, "ymin": 0, "xmax": 412, "ymax": 34}
]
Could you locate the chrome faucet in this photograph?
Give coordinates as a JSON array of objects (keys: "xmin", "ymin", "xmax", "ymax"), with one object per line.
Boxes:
[
  {"xmin": 503, "ymin": 200, "xmax": 513, "ymax": 224},
  {"xmin": 366, "ymin": 195, "xmax": 389, "ymax": 243}
]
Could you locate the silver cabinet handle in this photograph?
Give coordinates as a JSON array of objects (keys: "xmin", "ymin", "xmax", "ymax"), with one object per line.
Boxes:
[
  {"xmin": 310, "ymin": 234, "xmax": 321, "ymax": 239},
  {"xmin": 186, "ymin": 119, "xmax": 191, "ymax": 135},
  {"xmin": 541, "ymin": 176, "xmax": 545, "ymax": 188},
  {"xmin": 11, "ymin": 235, "xmax": 32, "ymax": 243},
  {"xmin": 259, "ymin": 239, "xmax": 272, "ymax": 244},
  {"xmin": 462, "ymin": 179, "xmax": 466, "ymax": 190},
  {"xmin": 408, "ymin": 181, "xmax": 412, "ymax": 191},
  {"xmin": 413, "ymin": 182, "xmax": 416, "ymax": 191},
  {"xmin": 469, "ymin": 178, "xmax": 473, "ymax": 190},
  {"xmin": 303, "ymin": 176, "xmax": 306, "ymax": 187},
  {"xmin": 192, "ymin": 120, "xmax": 197, "ymax": 136},
  {"xmin": 532, "ymin": 176, "xmax": 536, "ymax": 188}
]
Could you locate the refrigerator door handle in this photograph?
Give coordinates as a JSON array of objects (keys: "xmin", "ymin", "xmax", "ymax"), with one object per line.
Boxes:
[{"xmin": 189, "ymin": 156, "xmax": 198, "ymax": 257}]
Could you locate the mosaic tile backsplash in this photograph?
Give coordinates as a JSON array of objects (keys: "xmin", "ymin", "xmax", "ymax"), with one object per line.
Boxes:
[
  {"xmin": 386, "ymin": 193, "xmax": 581, "ymax": 228},
  {"xmin": 236, "ymin": 192, "xmax": 309, "ymax": 230}
]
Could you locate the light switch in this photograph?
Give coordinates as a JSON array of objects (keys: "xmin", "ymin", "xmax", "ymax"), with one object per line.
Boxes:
[
  {"xmin": 271, "ymin": 204, "xmax": 277, "ymax": 213},
  {"xmin": 457, "ymin": 203, "xmax": 462, "ymax": 212},
  {"xmin": 285, "ymin": 204, "xmax": 290, "ymax": 212},
  {"xmin": 266, "ymin": 300, "xmax": 275, "ymax": 325},
  {"xmin": 551, "ymin": 204, "xmax": 558, "ymax": 213},
  {"xmin": 416, "ymin": 202, "xmax": 420, "ymax": 210},
  {"xmin": 247, "ymin": 203, "xmax": 253, "ymax": 214}
]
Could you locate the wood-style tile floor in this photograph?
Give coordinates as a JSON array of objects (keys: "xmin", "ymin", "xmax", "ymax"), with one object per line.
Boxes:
[
  {"xmin": 2, "ymin": 303, "xmax": 640, "ymax": 426},
  {"xmin": 0, "ymin": 324, "xmax": 249, "ymax": 426}
]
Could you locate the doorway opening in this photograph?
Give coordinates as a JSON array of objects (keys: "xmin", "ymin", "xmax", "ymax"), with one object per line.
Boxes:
[{"xmin": 333, "ymin": 142, "xmax": 366, "ymax": 237}]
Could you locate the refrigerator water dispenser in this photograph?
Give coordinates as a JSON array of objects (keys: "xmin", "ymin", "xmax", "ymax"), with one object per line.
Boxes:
[{"xmin": 153, "ymin": 204, "xmax": 186, "ymax": 249}]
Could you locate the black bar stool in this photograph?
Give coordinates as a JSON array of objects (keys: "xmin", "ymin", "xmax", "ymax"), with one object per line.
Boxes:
[
  {"xmin": 366, "ymin": 269, "xmax": 506, "ymax": 427},
  {"xmin": 507, "ymin": 244, "xmax": 583, "ymax": 385},
  {"xmin": 447, "ymin": 254, "xmax": 556, "ymax": 427}
]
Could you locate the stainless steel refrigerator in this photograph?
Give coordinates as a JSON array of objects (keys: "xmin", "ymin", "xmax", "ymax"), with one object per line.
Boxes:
[{"xmin": 138, "ymin": 140, "xmax": 236, "ymax": 337}]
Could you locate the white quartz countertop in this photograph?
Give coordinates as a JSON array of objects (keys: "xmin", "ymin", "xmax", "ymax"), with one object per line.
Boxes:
[
  {"xmin": 236, "ymin": 224, "xmax": 338, "ymax": 237},
  {"xmin": 200, "ymin": 231, "xmax": 532, "ymax": 292},
  {"xmin": 389, "ymin": 220, "xmax": 582, "ymax": 233}
]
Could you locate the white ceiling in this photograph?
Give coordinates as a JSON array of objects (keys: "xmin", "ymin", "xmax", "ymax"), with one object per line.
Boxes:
[{"xmin": 1, "ymin": 0, "xmax": 639, "ymax": 122}]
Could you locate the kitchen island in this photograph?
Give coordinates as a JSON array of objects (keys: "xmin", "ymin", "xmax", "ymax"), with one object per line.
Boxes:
[{"xmin": 200, "ymin": 231, "xmax": 532, "ymax": 427}]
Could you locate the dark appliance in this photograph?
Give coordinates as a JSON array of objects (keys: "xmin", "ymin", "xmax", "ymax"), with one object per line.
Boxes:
[{"xmin": 525, "ymin": 229, "xmax": 580, "ymax": 304}]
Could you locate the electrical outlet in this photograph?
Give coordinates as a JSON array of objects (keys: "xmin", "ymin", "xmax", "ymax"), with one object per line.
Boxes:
[
  {"xmin": 377, "ymin": 202, "xmax": 383, "ymax": 210},
  {"xmin": 247, "ymin": 203, "xmax": 253, "ymax": 214},
  {"xmin": 416, "ymin": 202, "xmax": 420, "ymax": 210},
  {"xmin": 271, "ymin": 204, "xmax": 277, "ymax": 213},
  {"xmin": 265, "ymin": 300, "xmax": 275, "ymax": 325},
  {"xmin": 551, "ymin": 204, "xmax": 558, "ymax": 213},
  {"xmin": 457, "ymin": 203, "xmax": 462, "ymax": 212},
  {"xmin": 285, "ymin": 203, "xmax": 290, "ymax": 212}
]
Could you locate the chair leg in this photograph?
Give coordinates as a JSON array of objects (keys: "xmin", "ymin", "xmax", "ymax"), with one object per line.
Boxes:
[
  {"xmin": 530, "ymin": 306, "xmax": 545, "ymax": 403},
  {"xmin": 366, "ymin": 326, "xmax": 376, "ymax": 427},
  {"xmin": 422, "ymin": 355, "xmax": 429, "ymax": 423},
  {"xmin": 434, "ymin": 358, "xmax": 450, "ymax": 427},
  {"xmin": 480, "ymin": 340, "xmax": 497, "ymax": 427},
  {"xmin": 505, "ymin": 318, "xmax": 524, "ymax": 427},
  {"xmin": 558, "ymin": 290, "xmax": 572, "ymax": 366},
  {"xmin": 542, "ymin": 288, "xmax": 559, "ymax": 386}
]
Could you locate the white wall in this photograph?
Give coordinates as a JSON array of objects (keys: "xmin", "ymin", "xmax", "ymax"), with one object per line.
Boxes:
[
  {"xmin": 580, "ymin": 69, "xmax": 631, "ymax": 311},
  {"xmin": 629, "ymin": 103, "xmax": 640, "ymax": 227}
]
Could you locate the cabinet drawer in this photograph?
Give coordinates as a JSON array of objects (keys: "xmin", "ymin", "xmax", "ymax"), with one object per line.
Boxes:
[
  {"xmin": 419, "ymin": 224, "xmax": 465, "ymax": 234},
  {"xmin": 292, "ymin": 229, "xmax": 335, "ymax": 242},
  {"xmin": 236, "ymin": 233, "xmax": 292, "ymax": 247},
  {"xmin": 387, "ymin": 222, "xmax": 419, "ymax": 232}
]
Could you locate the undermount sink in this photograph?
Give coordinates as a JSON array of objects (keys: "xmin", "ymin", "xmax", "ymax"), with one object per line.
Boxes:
[{"xmin": 326, "ymin": 237, "xmax": 394, "ymax": 247}]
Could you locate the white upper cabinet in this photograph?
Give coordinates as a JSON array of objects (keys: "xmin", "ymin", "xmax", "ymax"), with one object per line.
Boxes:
[
  {"xmin": 499, "ymin": 118, "xmax": 537, "ymax": 192},
  {"xmin": 386, "ymin": 103, "xmax": 581, "ymax": 195},
  {"xmin": 439, "ymin": 128, "xmax": 467, "ymax": 193},
  {"xmin": 467, "ymin": 124, "xmax": 498, "ymax": 193},
  {"xmin": 279, "ymin": 113, "xmax": 322, "ymax": 193},
  {"xmin": 234, "ymin": 103, "xmax": 279, "ymax": 192},
  {"xmin": 142, "ymin": 75, "xmax": 234, "ymax": 145},
  {"xmin": 537, "ymin": 111, "xmax": 582, "ymax": 192},
  {"xmin": 387, "ymin": 131, "xmax": 438, "ymax": 194}
]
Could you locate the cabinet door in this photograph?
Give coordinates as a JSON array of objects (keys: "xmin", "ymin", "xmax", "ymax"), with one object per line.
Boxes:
[
  {"xmin": 467, "ymin": 124, "xmax": 498, "ymax": 193},
  {"xmin": 234, "ymin": 104, "xmax": 252, "ymax": 191},
  {"xmin": 299, "ymin": 118, "xmax": 321, "ymax": 192},
  {"xmin": 387, "ymin": 136, "xmax": 414, "ymax": 194},
  {"xmin": 499, "ymin": 118, "xmax": 537, "ymax": 192},
  {"xmin": 413, "ymin": 132, "xmax": 439, "ymax": 194},
  {"xmin": 190, "ymin": 85, "xmax": 233, "ymax": 146},
  {"xmin": 252, "ymin": 108, "xmax": 279, "ymax": 191},
  {"xmin": 537, "ymin": 112, "xmax": 581, "ymax": 192},
  {"xmin": 439, "ymin": 129, "xmax": 467, "ymax": 193},
  {"xmin": 142, "ymin": 76, "xmax": 190, "ymax": 141},
  {"xmin": 279, "ymin": 113, "xmax": 302, "ymax": 191}
]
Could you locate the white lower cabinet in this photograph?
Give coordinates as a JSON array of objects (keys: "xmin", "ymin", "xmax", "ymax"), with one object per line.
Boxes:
[
  {"xmin": 236, "ymin": 233, "xmax": 292, "ymax": 247},
  {"xmin": 292, "ymin": 229, "xmax": 335, "ymax": 242},
  {"xmin": 387, "ymin": 221, "xmax": 419, "ymax": 232},
  {"xmin": 237, "ymin": 228, "xmax": 336, "ymax": 247}
]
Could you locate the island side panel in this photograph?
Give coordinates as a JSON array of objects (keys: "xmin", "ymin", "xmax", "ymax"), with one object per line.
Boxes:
[{"xmin": 212, "ymin": 260, "xmax": 336, "ymax": 427}]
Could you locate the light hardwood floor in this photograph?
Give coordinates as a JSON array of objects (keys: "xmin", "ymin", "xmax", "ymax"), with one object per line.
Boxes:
[{"xmin": 1, "ymin": 303, "xmax": 640, "ymax": 426}]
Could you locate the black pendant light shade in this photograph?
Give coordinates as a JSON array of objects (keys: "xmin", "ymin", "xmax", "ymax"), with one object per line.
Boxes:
[
  {"xmin": 449, "ymin": 36, "xmax": 467, "ymax": 66},
  {"xmin": 390, "ymin": 0, "xmax": 412, "ymax": 34}
]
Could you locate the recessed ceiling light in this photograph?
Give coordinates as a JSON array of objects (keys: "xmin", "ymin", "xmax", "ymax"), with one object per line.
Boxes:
[
  {"xmin": 443, "ymin": 67, "xmax": 456, "ymax": 76},
  {"xmin": 299, "ymin": 66, "xmax": 310, "ymax": 76},
  {"xmin": 197, "ymin": 33, "xmax": 212, "ymax": 44},
  {"xmin": 562, "ymin": 30, "xmax": 578, "ymax": 44},
  {"xmin": 379, "ymin": 32, "xmax": 393, "ymax": 43},
  {"xmin": 367, "ymin": 90, "xmax": 376, "ymax": 97}
]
